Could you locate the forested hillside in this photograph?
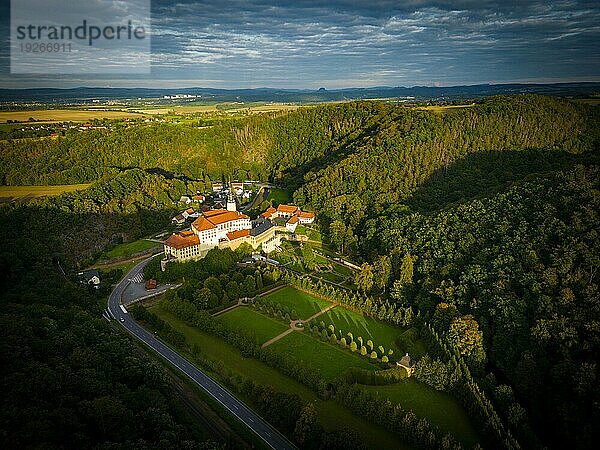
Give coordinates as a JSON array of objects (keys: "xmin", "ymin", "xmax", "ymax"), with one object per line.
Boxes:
[
  {"xmin": 1, "ymin": 95, "xmax": 598, "ymax": 448},
  {"xmin": 369, "ymin": 166, "xmax": 599, "ymax": 448}
]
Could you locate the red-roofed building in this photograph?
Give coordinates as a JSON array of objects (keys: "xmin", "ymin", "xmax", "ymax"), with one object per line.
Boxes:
[
  {"xmin": 276, "ymin": 204, "xmax": 299, "ymax": 217},
  {"xmin": 171, "ymin": 214, "xmax": 186, "ymax": 225},
  {"xmin": 261, "ymin": 206, "xmax": 277, "ymax": 219},
  {"xmin": 296, "ymin": 210, "xmax": 315, "ymax": 224},
  {"xmin": 259, "ymin": 204, "xmax": 316, "ymax": 231},
  {"xmin": 163, "ymin": 231, "xmax": 203, "ymax": 261},
  {"xmin": 286, "ymin": 214, "xmax": 299, "ymax": 232}
]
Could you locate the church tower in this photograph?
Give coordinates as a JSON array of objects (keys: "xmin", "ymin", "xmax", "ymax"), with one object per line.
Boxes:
[{"xmin": 226, "ymin": 182, "xmax": 237, "ymax": 211}]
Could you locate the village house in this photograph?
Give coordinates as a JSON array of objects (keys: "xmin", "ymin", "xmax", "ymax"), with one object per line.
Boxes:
[
  {"xmin": 171, "ymin": 214, "xmax": 186, "ymax": 225},
  {"xmin": 81, "ymin": 269, "xmax": 100, "ymax": 289}
]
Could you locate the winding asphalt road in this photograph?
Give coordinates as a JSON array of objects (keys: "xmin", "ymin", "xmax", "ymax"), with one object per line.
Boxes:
[{"xmin": 107, "ymin": 253, "xmax": 296, "ymax": 450}]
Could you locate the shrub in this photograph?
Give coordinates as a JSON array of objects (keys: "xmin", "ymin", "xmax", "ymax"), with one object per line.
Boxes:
[
  {"xmin": 413, "ymin": 355, "xmax": 449, "ymax": 391},
  {"xmin": 357, "ymin": 336, "xmax": 363, "ymax": 346},
  {"xmin": 370, "ymin": 351, "xmax": 378, "ymax": 359},
  {"xmin": 360, "ymin": 346, "xmax": 367, "ymax": 356},
  {"xmin": 340, "ymin": 337, "xmax": 347, "ymax": 347},
  {"xmin": 329, "ymin": 334, "xmax": 338, "ymax": 345},
  {"xmin": 367, "ymin": 339, "xmax": 374, "ymax": 351},
  {"xmin": 378, "ymin": 345, "xmax": 385, "ymax": 355},
  {"xmin": 328, "ymin": 324, "xmax": 335, "ymax": 334},
  {"xmin": 347, "ymin": 332, "xmax": 353, "ymax": 342},
  {"xmin": 321, "ymin": 329, "xmax": 329, "ymax": 340},
  {"xmin": 382, "ymin": 355, "xmax": 389, "ymax": 363},
  {"xmin": 350, "ymin": 341, "xmax": 358, "ymax": 352}
]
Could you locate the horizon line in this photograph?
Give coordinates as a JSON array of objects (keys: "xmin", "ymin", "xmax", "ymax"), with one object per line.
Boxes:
[{"xmin": 1, "ymin": 80, "xmax": 600, "ymax": 92}]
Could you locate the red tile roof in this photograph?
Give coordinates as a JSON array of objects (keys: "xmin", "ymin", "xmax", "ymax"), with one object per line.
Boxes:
[
  {"xmin": 277, "ymin": 204, "xmax": 299, "ymax": 213},
  {"xmin": 261, "ymin": 206, "xmax": 276, "ymax": 218},
  {"xmin": 287, "ymin": 215, "xmax": 299, "ymax": 224},
  {"xmin": 297, "ymin": 211, "xmax": 315, "ymax": 219},
  {"xmin": 226, "ymin": 229, "xmax": 250, "ymax": 241},
  {"xmin": 192, "ymin": 210, "xmax": 250, "ymax": 232},
  {"xmin": 164, "ymin": 231, "xmax": 200, "ymax": 249}
]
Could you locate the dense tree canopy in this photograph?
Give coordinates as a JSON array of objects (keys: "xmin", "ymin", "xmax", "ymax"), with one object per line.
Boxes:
[{"xmin": 1, "ymin": 94, "xmax": 598, "ymax": 449}]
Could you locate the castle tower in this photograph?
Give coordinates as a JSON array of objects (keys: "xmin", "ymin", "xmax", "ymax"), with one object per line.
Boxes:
[{"xmin": 226, "ymin": 183, "xmax": 237, "ymax": 211}]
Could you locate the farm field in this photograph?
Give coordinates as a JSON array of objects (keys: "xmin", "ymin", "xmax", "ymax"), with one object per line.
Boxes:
[
  {"xmin": 269, "ymin": 331, "xmax": 376, "ymax": 379},
  {"xmin": 0, "ymin": 109, "xmax": 147, "ymax": 123},
  {"xmin": 363, "ymin": 381, "xmax": 479, "ymax": 447},
  {"xmin": 0, "ymin": 184, "xmax": 91, "ymax": 202},
  {"xmin": 312, "ymin": 306, "xmax": 406, "ymax": 352},
  {"xmin": 216, "ymin": 307, "xmax": 288, "ymax": 345},
  {"xmin": 415, "ymin": 103, "xmax": 476, "ymax": 113},
  {"xmin": 100, "ymin": 239, "xmax": 159, "ymax": 260},
  {"xmin": 259, "ymin": 286, "xmax": 331, "ymax": 320},
  {"xmin": 149, "ymin": 305, "xmax": 409, "ymax": 450}
]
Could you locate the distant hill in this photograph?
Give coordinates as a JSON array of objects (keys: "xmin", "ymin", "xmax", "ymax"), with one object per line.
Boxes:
[{"xmin": 1, "ymin": 82, "xmax": 599, "ymax": 103}]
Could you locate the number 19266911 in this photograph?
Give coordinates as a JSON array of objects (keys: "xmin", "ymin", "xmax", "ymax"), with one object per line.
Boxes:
[{"xmin": 19, "ymin": 42, "xmax": 72, "ymax": 53}]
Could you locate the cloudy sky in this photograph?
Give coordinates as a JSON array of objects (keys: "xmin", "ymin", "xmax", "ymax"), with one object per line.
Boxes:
[{"xmin": 0, "ymin": 0, "xmax": 599, "ymax": 88}]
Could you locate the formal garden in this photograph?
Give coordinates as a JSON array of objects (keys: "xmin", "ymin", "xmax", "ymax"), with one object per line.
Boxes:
[{"xmin": 137, "ymin": 279, "xmax": 482, "ymax": 448}]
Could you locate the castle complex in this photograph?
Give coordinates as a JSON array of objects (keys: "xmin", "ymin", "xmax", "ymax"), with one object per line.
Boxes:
[{"xmin": 162, "ymin": 186, "xmax": 315, "ymax": 265}]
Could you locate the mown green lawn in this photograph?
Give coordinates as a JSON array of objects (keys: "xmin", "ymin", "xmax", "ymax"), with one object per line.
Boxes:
[
  {"xmin": 149, "ymin": 305, "xmax": 408, "ymax": 450},
  {"xmin": 313, "ymin": 307, "xmax": 406, "ymax": 354},
  {"xmin": 260, "ymin": 286, "xmax": 331, "ymax": 320},
  {"xmin": 331, "ymin": 262, "xmax": 355, "ymax": 277},
  {"xmin": 216, "ymin": 307, "xmax": 288, "ymax": 344},
  {"xmin": 363, "ymin": 381, "xmax": 480, "ymax": 447},
  {"xmin": 269, "ymin": 331, "xmax": 376, "ymax": 379},
  {"xmin": 314, "ymin": 270, "xmax": 346, "ymax": 283},
  {"xmin": 101, "ymin": 239, "xmax": 158, "ymax": 260},
  {"xmin": 266, "ymin": 188, "xmax": 290, "ymax": 205}
]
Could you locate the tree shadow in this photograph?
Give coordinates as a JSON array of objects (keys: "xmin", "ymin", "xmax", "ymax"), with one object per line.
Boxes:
[{"xmin": 406, "ymin": 148, "xmax": 592, "ymax": 213}]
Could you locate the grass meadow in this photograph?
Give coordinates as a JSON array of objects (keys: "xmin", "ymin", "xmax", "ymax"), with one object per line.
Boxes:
[
  {"xmin": 149, "ymin": 305, "xmax": 408, "ymax": 450},
  {"xmin": 216, "ymin": 307, "xmax": 288, "ymax": 345},
  {"xmin": 313, "ymin": 306, "xmax": 407, "ymax": 353},
  {"xmin": 363, "ymin": 382, "xmax": 480, "ymax": 447},
  {"xmin": 0, "ymin": 184, "xmax": 91, "ymax": 202},
  {"xmin": 259, "ymin": 286, "xmax": 331, "ymax": 320},
  {"xmin": 100, "ymin": 239, "xmax": 159, "ymax": 260},
  {"xmin": 268, "ymin": 331, "xmax": 376, "ymax": 379}
]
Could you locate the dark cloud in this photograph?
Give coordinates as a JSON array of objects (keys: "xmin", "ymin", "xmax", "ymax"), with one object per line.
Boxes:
[{"xmin": 1, "ymin": 0, "xmax": 598, "ymax": 88}]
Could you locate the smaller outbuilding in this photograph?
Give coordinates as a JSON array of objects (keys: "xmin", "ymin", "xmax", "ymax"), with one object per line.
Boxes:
[
  {"xmin": 396, "ymin": 353, "xmax": 415, "ymax": 376},
  {"xmin": 83, "ymin": 270, "xmax": 101, "ymax": 289}
]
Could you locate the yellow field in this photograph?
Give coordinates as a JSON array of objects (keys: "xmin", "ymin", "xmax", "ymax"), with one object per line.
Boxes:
[
  {"xmin": 232, "ymin": 103, "xmax": 301, "ymax": 113},
  {"xmin": 0, "ymin": 109, "xmax": 147, "ymax": 123},
  {"xmin": 135, "ymin": 103, "xmax": 301, "ymax": 115},
  {"xmin": 133, "ymin": 105, "xmax": 220, "ymax": 114},
  {"xmin": 415, "ymin": 103, "xmax": 476, "ymax": 113},
  {"xmin": 0, "ymin": 184, "xmax": 91, "ymax": 202}
]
